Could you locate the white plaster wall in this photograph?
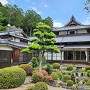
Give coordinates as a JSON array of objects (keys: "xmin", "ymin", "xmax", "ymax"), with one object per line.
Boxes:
[
  {"xmin": 59, "ymin": 31, "xmax": 67, "ymax": 35},
  {"xmin": 0, "ymin": 45, "xmax": 13, "ymax": 51},
  {"xmin": 14, "ymin": 38, "xmax": 20, "ymax": 42},
  {"xmin": 77, "ymin": 29, "xmax": 87, "ymax": 34}
]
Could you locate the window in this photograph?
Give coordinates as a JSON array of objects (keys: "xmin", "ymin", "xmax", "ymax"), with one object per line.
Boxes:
[
  {"xmin": 68, "ymin": 51, "xmax": 73, "ymax": 60},
  {"xmin": 0, "ymin": 51, "xmax": 11, "ymax": 61},
  {"xmin": 64, "ymin": 51, "xmax": 73, "ymax": 60},
  {"xmin": 75, "ymin": 51, "xmax": 86, "ymax": 60},
  {"xmin": 70, "ymin": 31, "xmax": 75, "ymax": 34},
  {"xmin": 88, "ymin": 51, "xmax": 90, "ymax": 60},
  {"xmin": 81, "ymin": 51, "xmax": 86, "ymax": 60}
]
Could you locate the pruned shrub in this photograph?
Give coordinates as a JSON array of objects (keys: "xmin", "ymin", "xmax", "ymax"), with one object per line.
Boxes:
[
  {"xmin": 85, "ymin": 81, "xmax": 90, "ymax": 85},
  {"xmin": 85, "ymin": 66, "xmax": 90, "ymax": 71},
  {"xmin": 44, "ymin": 63, "xmax": 53, "ymax": 74},
  {"xmin": 53, "ymin": 63, "xmax": 60, "ymax": 69},
  {"xmin": 56, "ymin": 71, "xmax": 63, "ymax": 79},
  {"xmin": 30, "ymin": 57, "xmax": 39, "ymax": 68},
  {"xmin": 67, "ymin": 80, "xmax": 73, "ymax": 86},
  {"xmin": 40, "ymin": 70, "xmax": 48, "ymax": 76},
  {"xmin": 51, "ymin": 72, "xmax": 59, "ymax": 80},
  {"xmin": 32, "ymin": 72, "xmax": 44, "ymax": 83},
  {"xmin": 87, "ymin": 70, "xmax": 90, "ymax": 77},
  {"xmin": 35, "ymin": 82, "xmax": 48, "ymax": 90},
  {"xmin": 67, "ymin": 65, "xmax": 73, "ymax": 71},
  {"xmin": 0, "ymin": 67, "xmax": 26, "ymax": 89},
  {"xmin": 44, "ymin": 76, "xmax": 53, "ymax": 82},
  {"xmin": 27, "ymin": 82, "xmax": 48, "ymax": 90},
  {"xmin": 19, "ymin": 64, "xmax": 33, "ymax": 76},
  {"xmin": 27, "ymin": 86, "xmax": 35, "ymax": 90},
  {"xmin": 62, "ymin": 74, "xmax": 71, "ymax": 82}
]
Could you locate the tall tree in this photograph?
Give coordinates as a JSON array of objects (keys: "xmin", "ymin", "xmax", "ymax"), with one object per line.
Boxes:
[
  {"xmin": 22, "ymin": 22, "xmax": 59, "ymax": 71},
  {"xmin": 42, "ymin": 16, "xmax": 53, "ymax": 28},
  {"xmin": 0, "ymin": 3, "xmax": 6, "ymax": 31},
  {"xmin": 85, "ymin": 0, "xmax": 90, "ymax": 12},
  {"xmin": 0, "ymin": 4, "xmax": 24, "ymax": 28},
  {"xmin": 22, "ymin": 10, "xmax": 42, "ymax": 36}
]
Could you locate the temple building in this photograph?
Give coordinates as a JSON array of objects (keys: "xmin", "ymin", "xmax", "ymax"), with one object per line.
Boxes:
[
  {"xmin": 0, "ymin": 27, "xmax": 32, "ymax": 68},
  {"xmin": 48, "ymin": 16, "xmax": 90, "ymax": 64}
]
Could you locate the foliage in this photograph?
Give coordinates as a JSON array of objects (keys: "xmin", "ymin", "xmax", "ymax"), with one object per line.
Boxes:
[
  {"xmin": 32, "ymin": 72, "xmax": 44, "ymax": 83},
  {"xmin": 44, "ymin": 63, "xmax": 53, "ymax": 74},
  {"xmin": 35, "ymin": 82, "xmax": 48, "ymax": 90},
  {"xmin": 44, "ymin": 76, "xmax": 53, "ymax": 82},
  {"xmin": 42, "ymin": 16, "xmax": 53, "ymax": 28},
  {"xmin": 40, "ymin": 70, "xmax": 48, "ymax": 76},
  {"xmin": 85, "ymin": 81, "xmax": 90, "ymax": 85},
  {"xmin": 62, "ymin": 74, "xmax": 71, "ymax": 82},
  {"xmin": 56, "ymin": 71, "xmax": 63, "ymax": 79},
  {"xmin": 27, "ymin": 82, "xmax": 48, "ymax": 90},
  {"xmin": 0, "ymin": 12, "xmax": 6, "ymax": 31},
  {"xmin": 22, "ymin": 10, "xmax": 42, "ymax": 36},
  {"xmin": 30, "ymin": 57, "xmax": 39, "ymax": 68},
  {"xmin": 27, "ymin": 86, "xmax": 35, "ymax": 90},
  {"xmin": 67, "ymin": 65, "xmax": 73, "ymax": 71},
  {"xmin": 0, "ymin": 3, "xmax": 53, "ymax": 36},
  {"xmin": 87, "ymin": 70, "xmax": 90, "ymax": 77},
  {"xmin": 22, "ymin": 22, "xmax": 59, "ymax": 71},
  {"xmin": 0, "ymin": 67, "xmax": 26, "ymax": 89},
  {"xmin": 71, "ymin": 68, "xmax": 76, "ymax": 73},
  {"xmin": 19, "ymin": 64, "xmax": 33, "ymax": 76},
  {"xmin": 85, "ymin": 66, "xmax": 90, "ymax": 71},
  {"xmin": 53, "ymin": 63, "xmax": 60, "ymax": 69},
  {"xmin": 67, "ymin": 80, "xmax": 73, "ymax": 86},
  {"xmin": 42, "ymin": 56, "xmax": 46, "ymax": 65},
  {"xmin": 51, "ymin": 72, "xmax": 59, "ymax": 80}
]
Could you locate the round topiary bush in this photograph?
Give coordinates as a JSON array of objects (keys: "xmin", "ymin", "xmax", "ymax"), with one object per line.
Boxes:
[
  {"xmin": 0, "ymin": 67, "xmax": 26, "ymax": 89},
  {"xmin": 53, "ymin": 63, "xmax": 60, "ymax": 69},
  {"xmin": 87, "ymin": 70, "xmax": 90, "ymax": 77},
  {"xmin": 44, "ymin": 63, "xmax": 53, "ymax": 74},
  {"xmin": 34, "ymin": 82, "xmax": 48, "ymax": 90},
  {"xmin": 62, "ymin": 74, "xmax": 71, "ymax": 82},
  {"xmin": 85, "ymin": 81, "xmax": 90, "ymax": 85},
  {"xmin": 40, "ymin": 70, "xmax": 48, "ymax": 76},
  {"xmin": 56, "ymin": 71, "xmax": 63, "ymax": 79},
  {"xmin": 19, "ymin": 64, "xmax": 33, "ymax": 76},
  {"xmin": 67, "ymin": 65, "xmax": 73, "ymax": 71},
  {"xmin": 32, "ymin": 72, "xmax": 44, "ymax": 83},
  {"xmin": 27, "ymin": 82, "xmax": 48, "ymax": 90},
  {"xmin": 44, "ymin": 76, "xmax": 53, "ymax": 82},
  {"xmin": 51, "ymin": 72, "xmax": 59, "ymax": 80},
  {"xmin": 85, "ymin": 66, "xmax": 90, "ymax": 71},
  {"xmin": 67, "ymin": 80, "xmax": 73, "ymax": 86}
]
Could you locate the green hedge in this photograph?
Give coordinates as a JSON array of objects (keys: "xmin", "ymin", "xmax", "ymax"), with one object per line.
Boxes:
[
  {"xmin": 19, "ymin": 64, "xmax": 33, "ymax": 76},
  {"xmin": 0, "ymin": 67, "xmax": 26, "ymax": 89},
  {"xmin": 53, "ymin": 63, "xmax": 60, "ymax": 69}
]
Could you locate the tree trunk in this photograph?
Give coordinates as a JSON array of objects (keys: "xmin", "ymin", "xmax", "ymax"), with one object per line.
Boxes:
[
  {"xmin": 39, "ymin": 51, "xmax": 42, "ymax": 71},
  {"xmin": 39, "ymin": 51, "xmax": 44, "ymax": 71}
]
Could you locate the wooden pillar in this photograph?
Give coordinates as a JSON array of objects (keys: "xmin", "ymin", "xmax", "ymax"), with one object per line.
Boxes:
[{"xmin": 85, "ymin": 50, "xmax": 88, "ymax": 61}]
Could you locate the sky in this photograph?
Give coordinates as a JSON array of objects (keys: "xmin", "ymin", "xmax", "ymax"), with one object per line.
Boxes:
[{"xmin": 0, "ymin": 0, "xmax": 90, "ymax": 27}]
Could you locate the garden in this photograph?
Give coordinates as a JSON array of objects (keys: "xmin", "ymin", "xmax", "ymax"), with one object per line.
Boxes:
[{"xmin": 0, "ymin": 57, "xmax": 90, "ymax": 90}]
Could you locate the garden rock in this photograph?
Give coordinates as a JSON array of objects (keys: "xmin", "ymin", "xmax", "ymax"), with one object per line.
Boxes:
[{"xmin": 47, "ymin": 80, "xmax": 57, "ymax": 86}]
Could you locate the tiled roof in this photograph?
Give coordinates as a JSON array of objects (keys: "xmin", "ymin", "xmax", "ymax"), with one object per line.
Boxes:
[
  {"xmin": 0, "ymin": 38, "xmax": 28, "ymax": 49},
  {"xmin": 53, "ymin": 25, "xmax": 90, "ymax": 31},
  {"xmin": 58, "ymin": 45, "xmax": 90, "ymax": 50},
  {"xmin": 0, "ymin": 29, "xmax": 29, "ymax": 41},
  {"xmin": 55, "ymin": 34, "xmax": 90, "ymax": 43}
]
